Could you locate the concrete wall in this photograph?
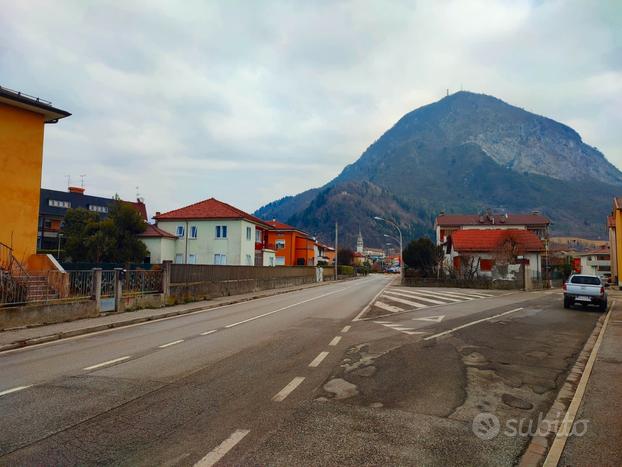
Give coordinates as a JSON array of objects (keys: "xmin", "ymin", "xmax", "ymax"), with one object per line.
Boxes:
[
  {"xmin": 0, "ymin": 299, "xmax": 96, "ymax": 330},
  {"xmin": 0, "ymin": 103, "xmax": 45, "ymax": 263},
  {"xmin": 142, "ymin": 237, "xmax": 176, "ymax": 264}
]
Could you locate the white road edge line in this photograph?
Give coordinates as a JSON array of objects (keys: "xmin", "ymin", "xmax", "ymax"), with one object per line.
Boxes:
[
  {"xmin": 352, "ymin": 278, "xmax": 394, "ymax": 321},
  {"xmin": 543, "ymin": 300, "xmax": 615, "ymax": 467},
  {"xmin": 159, "ymin": 339, "xmax": 184, "ymax": 348},
  {"xmin": 272, "ymin": 376, "xmax": 305, "ymax": 402},
  {"xmin": 194, "ymin": 429, "xmax": 251, "ymax": 467},
  {"xmin": 424, "ymin": 307, "xmax": 524, "ymax": 341},
  {"xmin": 200, "ymin": 330, "xmax": 217, "ymax": 336},
  {"xmin": 225, "ymin": 288, "xmax": 348, "ymax": 328},
  {"xmin": 328, "ymin": 336, "xmax": 342, "ymax": 346},
  {"xmin": 0, "ymin": 385, "xmax": 32, "ymax": 397},
  {"xmin": 341, "ymin": 325, "xmax": 351, "ymax": 333},
  {"xmin": 83, "ymin": 356, "xmax": 131, "ymax": 371},
  {"xmin": 309, "ymin": 351, "xmax": 330, "ymax": 368}
]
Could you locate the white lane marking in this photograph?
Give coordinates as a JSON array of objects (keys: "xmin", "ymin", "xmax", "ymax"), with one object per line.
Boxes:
[
  {"xmin": 375, "ymin": 301, "xmax": 405, "ymax": 313},
  {"xmin": 225, "ymin": 288, "xmax": 348, "ymax": 328},
  {"xmin": 341, "ymin": 325, "xmax": 351, "ymax": 333},
  {"xmin": 384, "ymin": 290, "xmax": 447, "ymax": 305},
  {"xmin": 272, "ymin": 377, "xmax": 305, "ymax": 402},
  {"xmin": 159, "ymin": 339, "xmax": 184, "ymax": 348},
  {"xmin": 0, "ymin": 385, "xmax": 32, "ymax": 397},
  {"xmin": 308, "ymin": 351, "xmax": 330, "ymax": 367},
  {"xmin": 413, "ymin": 315, "xmax": 445, "ymax": 323},
  {"xmin": 424, "ymin": 307, "xmax": 524, "ymax": 341},
  {"xmin": 352, "ymin": 279, "xmax": 394, "ymax": 321},
  {"xmin": 83, "ymin": 356, "xmax": 131, "ymax": 371},
  {"xmin": 381, "ymin": 294, "xmax": 428, "ymax": 308},
  {"xmin": 194, "ymin": 429, "xmax": 250, "ymax": 467},
  {"xmin": 373, "ymin": 321, "xmax": 426, "ymax": 336},
  {"xmin": 329, "ymin": 336, "xmax": 342, "ymax": 346},
  {"xmin": 543, "ymin": 300, "xmax": 615, "ymax": 467},
  {"xmin": 417, "ymin": 290, "xmax": 474, "ymax": 300},
  {"xmin": 393, "ymin": 289, "xmax": 461, "ymax": 302},
  {"xmin": 200, "ymin": 330, "xmax": 217, "ymax": 336},
  {"xmin": 432, "ymin": 290, "xmax": 490, "ymax": 299}
]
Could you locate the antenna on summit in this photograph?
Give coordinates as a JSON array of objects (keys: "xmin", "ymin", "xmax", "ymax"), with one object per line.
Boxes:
[
  {"xmin": 446, "ymin": 88, "xmax": 449, "ymax": 97},
  {"xmin": 65, "ymin": 174, "xmax": 71, "ymax": 187},
  {"xmin": 79, "ymin": 174, "xmax": 86, "ymax": 188}
]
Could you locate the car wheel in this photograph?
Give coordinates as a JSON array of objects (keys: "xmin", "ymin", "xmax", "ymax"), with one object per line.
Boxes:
[
  {"xmin": 599, "ymin": 301, "xmax": 607, "ymax": 312},
  {"xmin": 563, "ymin": 297, "xmax": 571, "ymax": 309}
]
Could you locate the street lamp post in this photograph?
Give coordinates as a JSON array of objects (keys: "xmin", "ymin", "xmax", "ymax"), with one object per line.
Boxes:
[{"xmin": 374, "ymin": 216, "xmax": 403, "ymax": 282}]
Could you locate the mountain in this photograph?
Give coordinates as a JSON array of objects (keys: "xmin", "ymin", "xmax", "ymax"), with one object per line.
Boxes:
[{"xmin": 255, "ymin": 91, "xmax": 621, "ymax": 248}]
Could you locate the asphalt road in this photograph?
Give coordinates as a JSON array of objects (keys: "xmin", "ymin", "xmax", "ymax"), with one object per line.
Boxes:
[{"xmin": 0, "ymin": 277, "xmax": 602, "ymax": 466}]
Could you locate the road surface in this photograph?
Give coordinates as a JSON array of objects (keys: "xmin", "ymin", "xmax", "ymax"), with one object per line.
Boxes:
[{"xmin": 0, "ymin": 276, "xmax": 601, "ymax": 466}]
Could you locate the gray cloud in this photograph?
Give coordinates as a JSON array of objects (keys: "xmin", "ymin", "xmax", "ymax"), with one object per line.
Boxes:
[{"xmin": 1, "ymin": 0, "xmax": 620, "ymax": 216}]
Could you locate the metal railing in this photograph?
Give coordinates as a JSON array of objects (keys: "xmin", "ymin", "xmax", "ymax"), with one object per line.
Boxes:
[
  {"xmin": 123, "ymin": 270, "xmax": 163, "ymax": 295},
  {"xmin": 101, "ymin": 271, "xmax": 116, "ymax": 298}
]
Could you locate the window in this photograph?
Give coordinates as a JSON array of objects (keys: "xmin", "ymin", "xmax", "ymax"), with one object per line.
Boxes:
[
  {"xmin": 216, "ymin": 225, "xmax": 228, "ymax": 238},
  {"xmin": 276, "ymin": 239, "xmax": 286, "ymax": 250},
  {"xmin": 43, "ymin": 219, "xmax": 52, "ymax": 229},
  {"xmin": 88, "ymin": 205, "xmax": 108, "ymax": 213},
  {"xmin": 176, "ymin": 225, "xmax": 185, "ymax": 238},
  {"xmin": 246, "ymin": 254, "xmax": 252, "ymax": 265},
  {"xmin": 48, "ymin": 199, "xmax": 71, "ymax": 208},
  {"xmin": 246, "ymin": 226, "xmax": 252, "ymax": 241},
  {"xmin": 214, "ymin": 254, "xmax": 227, "ymax": 265},
  {"xmin": 190, "ymin": 226, "xmax": 198, "ymax": 239},
  {"xmin": 175, "ymin": 253, "xmax": 184, "ymax": 264},
  {"xmin": 480, "ymin": 259, "xmax": 494, "ymax": 271},
  {"xmin": 570, "ymin": 275, "xmax": 601, "ymax": 285},
  {"xmin": 188, "ymin": 254, "xmax": 197, "ymax": 264},
  {"xmin": 275, "ymin": 256, "xmax": 285, "ymax": 266},
  {"xmin": 255, "ymin": 229, "xmax": 262, "ymax": 243},
  {"xmin": 269, "ymin": 256, "xmax": 274, "ymax": 266}
]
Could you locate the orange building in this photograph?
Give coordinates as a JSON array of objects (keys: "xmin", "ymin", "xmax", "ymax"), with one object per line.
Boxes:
[
  {"xmin": 264, "ymin": 220, "xmax": 316, "ymax": 266},
  {"xmin": 0, "ymin": 86, "xmax": 70, "ymax": 264}
]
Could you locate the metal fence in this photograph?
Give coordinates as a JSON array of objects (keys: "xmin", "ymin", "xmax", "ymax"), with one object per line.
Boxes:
[{"xmin": 123, "ymin": 270, "xmax": 163, "ymax": 295}]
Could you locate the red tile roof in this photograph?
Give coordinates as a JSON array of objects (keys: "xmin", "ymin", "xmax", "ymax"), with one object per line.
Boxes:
[
  {"xmin": 138, "ymin": 224, "xmax": 177, "ymax": 239},
  {"xmin": 264, "ymin": 219, "xmax": 312, "ymax": 238},
  {"xmin": 124, "ymin": 200, "xmax": 148, "ymax": 221},
  {"xmin": 154, "ymin": 197, "xmax": 270, "ymax": 227},
  {"xmin": 436, "ymin": 213, "xmax": 549, "ymax": 227},
  {"xmin": 451, "ymin": 229, "xmax": 544, "ymax": 253}
]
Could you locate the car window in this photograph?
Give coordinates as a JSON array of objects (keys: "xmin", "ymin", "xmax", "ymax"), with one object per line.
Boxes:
[{"xmin": 570, "ymin": 276, "xmax": 601, "ymax": 285}]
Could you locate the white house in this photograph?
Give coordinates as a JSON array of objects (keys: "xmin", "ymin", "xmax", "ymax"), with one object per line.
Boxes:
[
  {"xmin": 577, "ymin": 248, "xmax": 611, "ymax": 280},
  {"xmin": 447, "ymin": 228, "xmax": 544, "ymax": 280},
  {"xmin": 139, "ymin": 198, "xmax": 276, "ymax": 266}
]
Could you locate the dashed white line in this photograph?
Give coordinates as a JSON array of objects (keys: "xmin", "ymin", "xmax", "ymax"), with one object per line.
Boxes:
[
  {"xmin": 329, "ymin": 336, "xmax": 342, "ymax": 346},
  {"xmin": 194, "ymin": 429, "xmax": 250, "ymax": 467},
  {"xmin": 225, "ymin": 288, "xmax": 347, "ymax": 328},
  {"xmin": 200, "ymin": 330, "xmax": 217, "ymax": 336},
  {"xmin": 309, "ymin": 351, "xmax": 330, "ymax": 367},
  {"xmin": 159, "ymin": 339, "xmax": 184, "ymax": 348},
  {"xmin": 83, "ymin": 356, "xmax": 131, "ymax": 371},
  {"xmin": 424, "ymin": 307, "xmax": 524, "ymax": 341},
  {"xmin": 272, "ymin": 376, "xmax": 305, "ymax": 402},
  {"xmin": 341, "ymin": 325, "xmax": 351, "ymax": 333},
  {"xmin": 375, "ymin": 301, "xmax": 405, "ymax": 313},
  {"xmin": 0, "ymin": 385, "xmax": 32, "ymax": 397}
]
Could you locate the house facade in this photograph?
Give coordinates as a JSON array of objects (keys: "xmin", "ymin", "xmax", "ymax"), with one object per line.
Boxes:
[
  {"xmin": 435, "ymin": 211, "xmax": 550, "ymax": 246},
  {"xmin": 142, "ymin": 198, "xmax": 275, "ymax": 266},
  {"xmin": 0, "ymin": 86, "xmax": 70, "ymax": 264},
  {"xmin": 577, "ymin": 248, "xmax": 611, "ymax": 280},
  {"xmin": 38, "ymin": 187, "xmax": 148, "ymax": 251},
  {"xmin": 448, "ymin": 229, "xmax": 544, "ymax": 280},
  {"xmin": 264, "ymin": 220, "xmax": 316, "ymax": 266}
]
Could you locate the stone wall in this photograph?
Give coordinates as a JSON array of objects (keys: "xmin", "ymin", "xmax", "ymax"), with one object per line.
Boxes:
[{"xmin": 0, "ymin": 299, "xmax": 97, "ymax": 330}]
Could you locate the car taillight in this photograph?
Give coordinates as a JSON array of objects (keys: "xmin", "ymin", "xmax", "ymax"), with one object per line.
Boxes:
[
  {"xmin": 563, "ymin": 283, "xmax": 567, "ymax": 291},
  {"xmin": 600, "ymin": 287, "xmax": 605, "ymax": 295}
]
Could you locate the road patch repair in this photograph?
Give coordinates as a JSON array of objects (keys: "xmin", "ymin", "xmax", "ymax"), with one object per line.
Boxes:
[{"xmin": 241, "ymin": 299, "xmax": 603, "ymax": 466}]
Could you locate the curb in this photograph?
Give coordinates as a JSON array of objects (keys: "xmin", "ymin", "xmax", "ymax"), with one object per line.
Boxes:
[
  {"xmin": 517, "ymin": 307, "xmax": 608, "ymax": 467},
  {"xmin": 0, "ymin": 278, "xmax": 360, "ymax": 353}
]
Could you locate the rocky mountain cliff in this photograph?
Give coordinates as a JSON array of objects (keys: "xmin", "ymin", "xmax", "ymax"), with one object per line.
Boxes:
[{"xmin": 255, "ymin": 92, "xmax": 621, "ymax": 247}]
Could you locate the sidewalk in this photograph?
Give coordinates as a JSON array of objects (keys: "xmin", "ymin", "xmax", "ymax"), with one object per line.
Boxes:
[
  {"xmin": 0, "ymin": 279, "xmax": 346, "ymax": 352},
  {"xmin": 557, "ymin": 291, "xmax": 622, "ymax": 465}
]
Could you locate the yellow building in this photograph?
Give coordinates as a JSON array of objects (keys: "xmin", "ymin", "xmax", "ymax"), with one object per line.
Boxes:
[{"xmin": 0, "ymin": 86, "xmax": 70, "ymax": 264}]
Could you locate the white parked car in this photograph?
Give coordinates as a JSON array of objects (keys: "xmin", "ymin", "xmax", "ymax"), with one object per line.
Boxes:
[{"xmin": 563, "ymin": 274, "xmax": 608, "ymax": 311}]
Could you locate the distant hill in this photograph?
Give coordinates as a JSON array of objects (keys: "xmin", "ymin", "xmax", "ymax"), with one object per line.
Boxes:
[{"xmin": 255, "ymin": 92, "xmax": 621, "ymax": 248}]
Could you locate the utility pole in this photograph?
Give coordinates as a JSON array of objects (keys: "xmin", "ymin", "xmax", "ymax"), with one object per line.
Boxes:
[{"xmin": 334, "ymin": 221, "xmax": 338, "ymax": 281}]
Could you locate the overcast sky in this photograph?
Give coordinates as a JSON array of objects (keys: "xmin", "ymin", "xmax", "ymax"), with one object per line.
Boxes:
[{"xmin": 1, "ymin": 0, "xmax": 620, "ymax": 216}]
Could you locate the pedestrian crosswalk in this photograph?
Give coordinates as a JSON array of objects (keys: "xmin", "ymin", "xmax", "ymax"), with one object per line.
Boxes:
[{"xmin": 367, "ymin": 286, "xmax": 495, "ymax": 319}]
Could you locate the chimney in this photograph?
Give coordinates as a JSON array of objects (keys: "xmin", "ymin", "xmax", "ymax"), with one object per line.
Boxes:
[
  {"xmin": 155, "ymin": 211, "xmax": 161, "ymax": 217},
  {"xmin": 68, "ymin": 186, "xmax": 85, "ymax": 194}
]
